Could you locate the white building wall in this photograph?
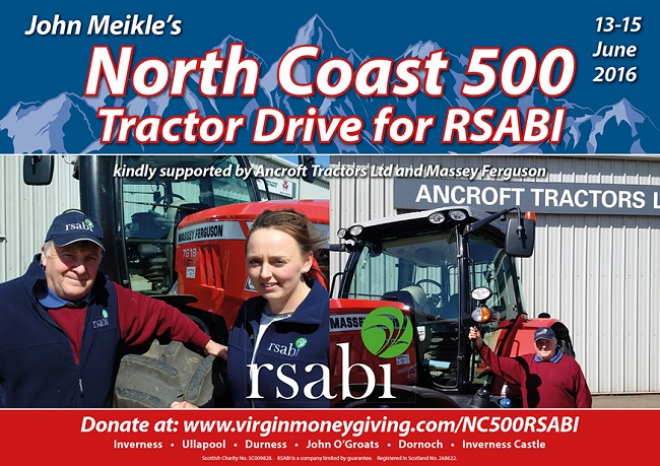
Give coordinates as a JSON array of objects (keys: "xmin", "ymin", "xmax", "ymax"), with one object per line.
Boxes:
[
  {"xmin": 330, "ymin": 154, "xmax": 660, "ymax": 395},
  {"xmin": 0, "ymin": 155, "xmax": 80, "ymax": 283}
]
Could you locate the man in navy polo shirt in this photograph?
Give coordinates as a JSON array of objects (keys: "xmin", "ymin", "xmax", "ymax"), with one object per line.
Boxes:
[
  {"xmin": 469, "ymin": 326, "xmax": 592, "ymax": 408},
  {"xmin": 0, "ymin": 210, "xmax": 226, "ymax": 408}
]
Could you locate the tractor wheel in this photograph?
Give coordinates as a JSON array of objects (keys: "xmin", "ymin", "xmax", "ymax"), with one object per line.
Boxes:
[{"xmin": 113, "ymin": 340, "xmax": 226, "ymax": 408}]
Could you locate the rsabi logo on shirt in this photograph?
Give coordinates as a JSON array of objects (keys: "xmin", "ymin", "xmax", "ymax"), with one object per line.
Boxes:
[
  {"xmin": 92, "ymin": 318, "xmax": 109, "ymax": 329},
  {"xmin": 267, "ymin": 342, "xmax": 303, "ymax": 357}
]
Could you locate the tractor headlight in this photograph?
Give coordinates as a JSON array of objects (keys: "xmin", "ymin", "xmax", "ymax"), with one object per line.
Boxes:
[
  {"xmin": 348, "ymin": 225, "xmax": 363, "ymax": 237},
  {"xmin": 428, "ymin": 212, "xmax": 446, "ymax": 225},
  {"xmin": 471, "ymin": 306, "xmax": 492, "ymax": 323},
  {"xmin": 449, "ymin": 209, "xmax": 468, "ymax": 222}
]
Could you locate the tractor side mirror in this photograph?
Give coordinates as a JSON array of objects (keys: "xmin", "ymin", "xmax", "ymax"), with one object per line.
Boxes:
[
  {"xmin": 23, "ymin": 155, "xmax": 54, "ymax": 185},
  {"xmin": 298, "ymin": 155, "xmax": 316, "ymax": 183},
  {"xmin": 505, "ymin": 217, "xmax": 535, "ymax": 258}
]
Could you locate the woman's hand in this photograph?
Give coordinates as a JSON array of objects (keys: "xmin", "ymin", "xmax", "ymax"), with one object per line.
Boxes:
[
  {"xmin": 170, "ymin": 401, "xmax": 199, "ymax": 409},
  {"xmin": 204, "ymin": 340, "xmax": 228, "ymax": 361}
]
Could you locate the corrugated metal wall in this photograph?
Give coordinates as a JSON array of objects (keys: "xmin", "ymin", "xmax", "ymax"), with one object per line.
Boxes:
[
  {"xmin": 0, "ymin": 155, "xmax": 80, "ymax": 283},
  {"xmin": 330, "ymin": 155, "xmax": 660, "ymax": 395}
]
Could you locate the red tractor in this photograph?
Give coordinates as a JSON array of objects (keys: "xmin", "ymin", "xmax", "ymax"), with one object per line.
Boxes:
[{"xmin": 328, "ymin": 206, "xmax": 574, "ymax": 408}]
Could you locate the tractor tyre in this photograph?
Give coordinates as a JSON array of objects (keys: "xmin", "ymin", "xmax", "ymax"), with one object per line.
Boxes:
[{"xmin": 113, "ymin": 340, "xmax": 226, "ymax": 408}]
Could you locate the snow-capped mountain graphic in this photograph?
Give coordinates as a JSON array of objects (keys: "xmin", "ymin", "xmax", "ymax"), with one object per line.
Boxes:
[
  {"xmin": 0, "ymin": 93, "xmax": 101, "ymax": 154},
  {"xmin": 1, "ymin": 14, "xmax": 658, "ymax": 154},
  {"xmin": 564, "ymin": 98, "xmax": 659, "ymax": 154}
]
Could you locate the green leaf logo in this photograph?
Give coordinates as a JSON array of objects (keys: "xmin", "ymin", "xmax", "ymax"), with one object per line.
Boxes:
[
  {"xmin": 295, "ymin": 337, "xmax": 308, "ymax": 349},
  {"xmin": 361, "ymin": 306, "xmax": 413, "ymax": 358},
  {"xmin": 102, "ymin": 310, "xmax": 108, "ymax": 319}
]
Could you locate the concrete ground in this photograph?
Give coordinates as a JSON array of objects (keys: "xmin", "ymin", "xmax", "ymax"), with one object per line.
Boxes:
[{"xmin": 592, "ymin": 394, "xmax": 660, "ymax": 408}]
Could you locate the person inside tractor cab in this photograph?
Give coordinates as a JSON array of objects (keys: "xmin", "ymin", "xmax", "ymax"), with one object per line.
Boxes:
[
  {"xmin": 469, "ymin": 326, "xmax": 592, "ymax": 408},
  {"xmin": 0, "ymin": 210, "xmax": 226, "ymax": 408},
  {"xmin": 172, "ymin": 209, "xmax": 330, "ymax": 409}
]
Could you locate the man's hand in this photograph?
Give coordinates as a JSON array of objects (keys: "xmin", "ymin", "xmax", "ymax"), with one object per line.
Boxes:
[
  {"xmin": 468, "ymin": 326, "xmax": 484, "ymax": 349},
  {"xmin": 204, "ymin": 340, "xmax": 228, "ymax": 361}
]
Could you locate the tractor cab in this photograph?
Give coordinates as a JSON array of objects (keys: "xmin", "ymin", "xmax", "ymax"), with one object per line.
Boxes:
[{"xmin": 330, "ymin": 206, "xmax": 548, "ymax": 407}]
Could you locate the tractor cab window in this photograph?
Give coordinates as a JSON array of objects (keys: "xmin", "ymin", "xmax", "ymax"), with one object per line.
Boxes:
[
  {"xmin": 120, "ymin": 156, "xmax": 255, "ymax": 295},
  {"xmin": 346, "ymin": 231, "xmax": 458, "ymax": 314},
  {"xmin": 467, "ymin": 232, "xmax": 523, "ymax": 385},
  {"xmin": 344, "ymin": 230, "xmax": 462, "ymax": 388}
]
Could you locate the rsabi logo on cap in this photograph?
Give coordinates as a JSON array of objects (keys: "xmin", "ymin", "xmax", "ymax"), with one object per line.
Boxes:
[
  {"xmin": 65, "ymin": 222, "xmax": 94, "ymax": 231},
  {"xmin": 534, "ymin": 327, "xmax": 556, "ymax": 341},
  {"xmin": 46, "ymin": 210, "xmax": 105, "ymax": 250}
]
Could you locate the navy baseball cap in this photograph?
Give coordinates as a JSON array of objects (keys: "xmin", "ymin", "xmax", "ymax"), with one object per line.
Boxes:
[
  {"xmin": 45, "ymin": 210, "xmax": 105, "ymax": 251},
  {"xmin": 534, "ymin": 327, "xmax": 556, "ymax": 342}
]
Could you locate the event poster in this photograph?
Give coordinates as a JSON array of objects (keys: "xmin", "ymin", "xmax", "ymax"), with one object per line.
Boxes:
[{"xmin": 0, "ymin": 0, "xmax": 658, "ymax": 464}]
